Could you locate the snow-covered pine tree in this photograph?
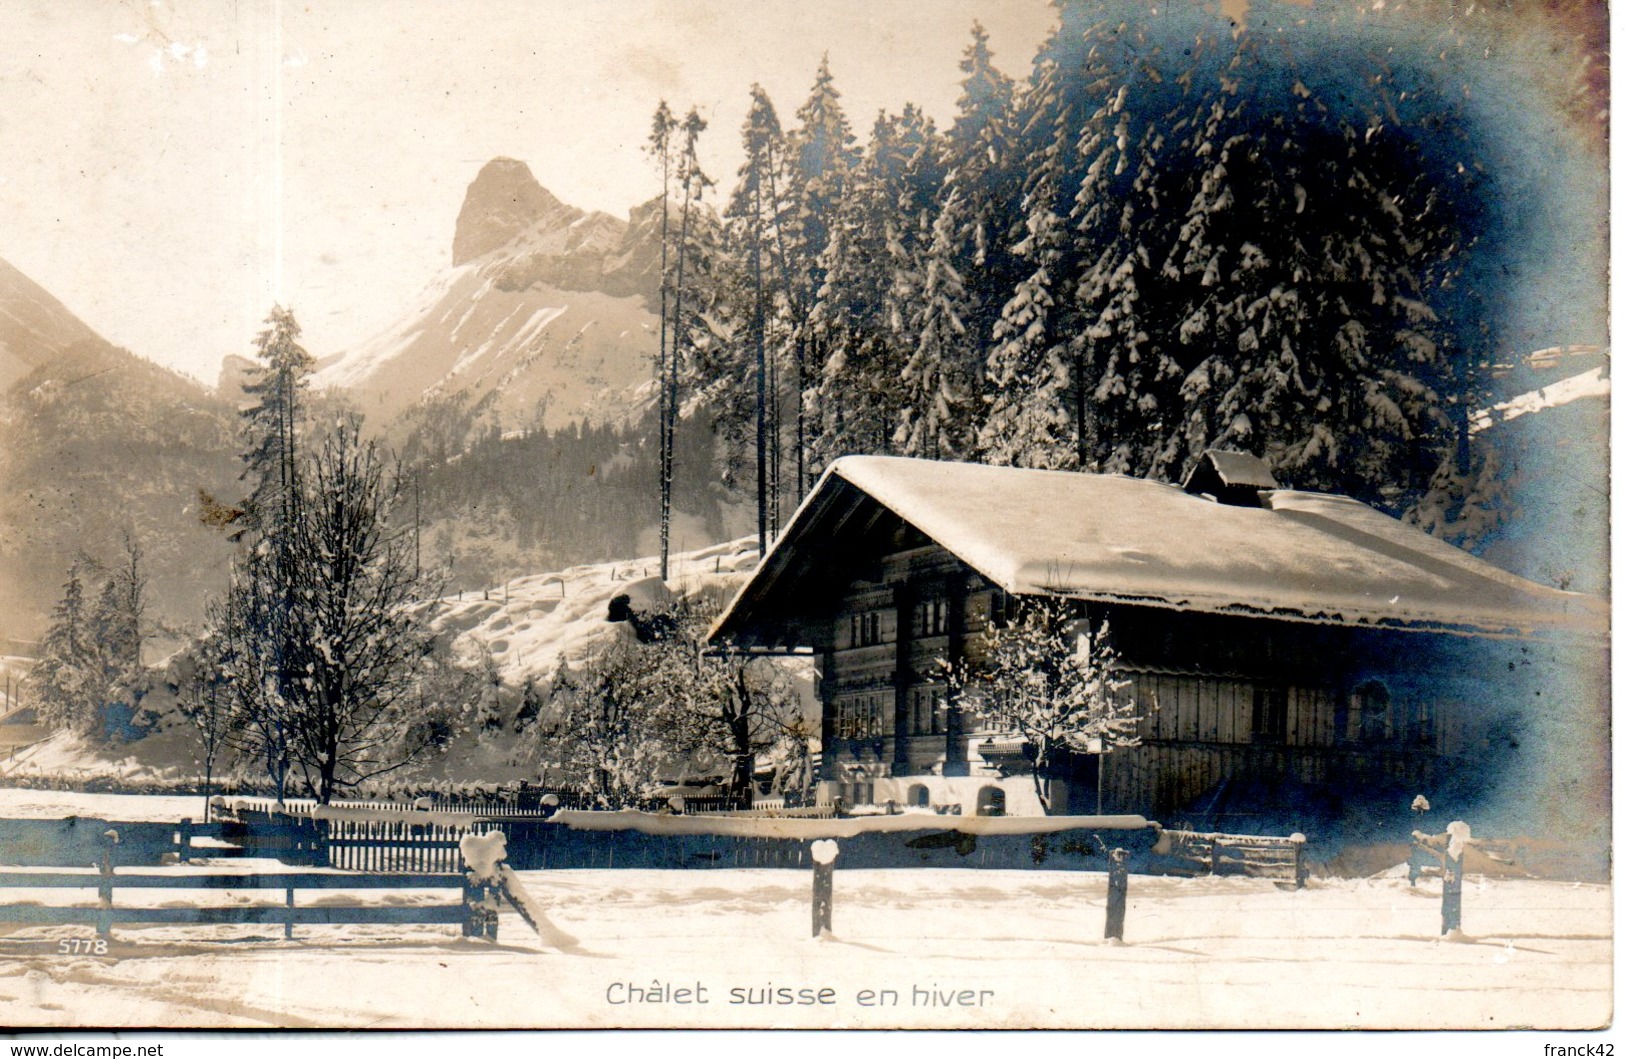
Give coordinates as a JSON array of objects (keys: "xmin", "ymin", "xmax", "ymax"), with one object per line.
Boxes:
[
  {"xmin": 934, "ymin": 21, "xmax": 1023, "ymax": 458},
  {"xmin": 724, "ymin": 86, "xmax": 785, "ymax": 551},
  {"xmin": 662, "ymin": 108, "xmax": 714, "ymax": 573},
  {"xmin": 1148, "ymin": 41, "xmax": 1456, "ymax": 505},
  {"xmin": 238, "ymin": 306, "xmax": 315, "ymax": 539},
  {"xmin": 785, "ymin": 56, "xmax": 859, "ymax": 489},
  {"xmin": 218, "ymin": 305, "xmax": 315, "ymax": 795},
  {"xmin": 1064, "ymin": 25, "xmax": 1197, "ymax": 477},
  {"xmin": 979, "ymin": 59, "xmax": 1082, "ymax": 470},
  {"xmin": 24, "ymin": 565, "xmax": 99, "ymax": 733},
  {"xmin": 810, "ymin": 105, "xmax": 943, "ymax": 465},
  {"xmin": 896, "ymin": 186, "xmax": 977, "ymax": 460}
]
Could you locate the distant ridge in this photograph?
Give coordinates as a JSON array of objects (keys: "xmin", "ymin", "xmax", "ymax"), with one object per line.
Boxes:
[{"xmin": 317, "ymin": 158, "xmax": 664, "ymax": 433}]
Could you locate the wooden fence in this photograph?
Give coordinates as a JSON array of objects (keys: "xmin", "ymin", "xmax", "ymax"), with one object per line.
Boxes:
[
  {"xmin": 324, "ymin": 818, "xmax": 478, "ymax": 873},
  {"xmin": 1148, "ymin": 828, "xmax": 1308, "ymax": 887},
  {"xmin": 216, "ymin": 791, "xmax": 750, "ymax": 818},
  {"xmin": 0, "ymin": 832, "xmax": 486, "ymax": 940}
]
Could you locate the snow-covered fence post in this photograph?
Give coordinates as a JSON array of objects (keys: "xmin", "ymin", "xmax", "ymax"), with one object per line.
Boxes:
[
  {"xmin": 1440, "ymin": 821, "xmax": 1468, "ymax": 936},
  {"xmin": 1407, "ymin": 796, "xmax": 1432, "ymax": 885},
  {"xmin": 97, "ymin": 829, "xmax": 119, "ymax": 940},
  {"xmin": 1291, "ymin": 832, "xmax": 1308, "ymax": 890},
  {"xmin": 810, "ymin": 839, "xmax": 838, "ymax": 937},
  {"xmin": 1104, "ymin": 848, "xmax": 1129, "ymax": 941},
  {"xmin": 460, "ymin": 831, "xmax": 508, "ymax": 941},
  {"xmin": 177, "ymin": 818, "xmax": 193, "ymax": 864}
]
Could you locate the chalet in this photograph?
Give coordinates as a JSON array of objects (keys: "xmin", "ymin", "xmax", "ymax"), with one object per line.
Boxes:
[{"xmin": 709, "ymin": 454, "xmax": 1607, "ymax": 830}]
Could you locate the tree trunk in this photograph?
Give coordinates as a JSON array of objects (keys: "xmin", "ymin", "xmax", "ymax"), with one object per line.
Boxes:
[{"xmin": 753, "ymin": 180, "xmax": 768, "ymax": 554}]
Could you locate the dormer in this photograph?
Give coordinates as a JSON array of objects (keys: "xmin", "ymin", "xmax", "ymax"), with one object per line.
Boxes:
[{"xmin": 1181, "ymin": 449, "xmax": 1279, "ymax": 507}]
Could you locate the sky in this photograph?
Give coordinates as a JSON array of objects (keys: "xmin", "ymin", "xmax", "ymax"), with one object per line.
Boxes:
[
  {"xmin": 0, "ymin": 1, "xmax": 1606, "ymax": 388},
  {"xmin": 0, "ymin": 0, "xmax": 1059, "ymax": 384}
]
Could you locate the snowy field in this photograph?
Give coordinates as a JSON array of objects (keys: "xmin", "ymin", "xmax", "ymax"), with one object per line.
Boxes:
[
  {"xmin": 0, "ymin": 787, "xmax": 218, "ymax": 823},
  {"xmin": 0, "ymin": 863, "xmax": 1608, "ymax": 1030}
]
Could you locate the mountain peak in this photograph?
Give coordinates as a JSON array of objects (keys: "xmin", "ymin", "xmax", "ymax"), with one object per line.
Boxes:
[{"xmin": 452, "ymin": 158, "xmax": 582, "ymax": 266}]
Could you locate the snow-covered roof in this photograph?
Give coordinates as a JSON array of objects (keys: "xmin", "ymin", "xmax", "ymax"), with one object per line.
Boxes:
[
  {"xmin": 1184, "ymin": 449, "xmax": 1279, "ymax": 491},
  {"xmin": 712, "ymin": 456, "xmax": 1606, "ymax": 646}
]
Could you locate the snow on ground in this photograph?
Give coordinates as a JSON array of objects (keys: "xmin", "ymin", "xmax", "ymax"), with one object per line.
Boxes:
[
  {"xmin": 432, "ymin": 536, "xmax": 758, "ymax": 687},
  {"xmin": 0, "ymin": 787, "xmax": 217, "ymax": 823},
  {"xmin": 0, "ymin": 865, "xmax": 1608, "ymax": 1030}
]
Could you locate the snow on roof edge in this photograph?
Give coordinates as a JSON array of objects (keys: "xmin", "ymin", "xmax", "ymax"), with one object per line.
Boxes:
[
  {"xmin": 712, "ymin": 455, "xmax": 1607, "ymax": 646},
  {"xmin": 707, "ymin": 460, "xmax": 849, "ymax": 645}
]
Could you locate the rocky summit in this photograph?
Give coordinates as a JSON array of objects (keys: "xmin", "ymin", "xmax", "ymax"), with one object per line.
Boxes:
[
  {"xmin": 316, "ymin": 158, "xmax": 666, "ymax": 433},
  {"xmin": 452, "ymin": 158, "xmax": 584, "ymax": 267}
]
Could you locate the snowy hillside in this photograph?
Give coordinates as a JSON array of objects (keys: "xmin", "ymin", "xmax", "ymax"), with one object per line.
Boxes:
[
  {"xmin": 1, "ymin": 538, "xmax": 765, "ymax": 788},
  {"xmin": 316, "ymin": 158, "xmax": 662, "ymax": 432},
  {"xmin": 433, "ymin": 536, "xmax": 760, "ymax": 687}
]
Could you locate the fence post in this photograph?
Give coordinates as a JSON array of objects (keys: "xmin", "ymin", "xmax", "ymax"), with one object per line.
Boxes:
[
  {"xmin": 810, "ymin": 839, "xmax": 838, "ymax": 937},
  {"xmin": 462, "ymin": 880, "xmax": 499, "ymax": 938},
  {"xmin": 1104, "ymin": 848, "xmax": 1129, "ymax": 942},
  {"xmin": 1291, "ymin": 833, "xmax": 1307, "ymax": 890},
  {"xmin": 483, "ymin": 884, "xmax": 499, "ymax": 940},
  {"xmin": 1441, "ymin": 821, "xmax": 1468, "ymax": 936},
  {"xmin": 1442, "ymin": 850, "xmax": 1464, "ymax": 934},
  {"xmin": 97, "ymin": 829, "xmax": 119, "ymax": 940},
  {"xmin": 285, "ymin": 887, "xmax": 296, "ymax": 940},
  {"xmin": 1210, "ymin": 836, "xmax": 1222, "ymax": 877},
  {"xmin": 177, "ymin": 818, "xmax": 193, "ymax": 864}
]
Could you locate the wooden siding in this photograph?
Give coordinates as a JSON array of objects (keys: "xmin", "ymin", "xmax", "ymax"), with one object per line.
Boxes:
[
  {"xmin": 1105, "ymin": 740, "xmax": 1444, "ymax": 822},
  {"xmin": 817, "ymin": 538, "xmax": 1464, "ymax": 817}
]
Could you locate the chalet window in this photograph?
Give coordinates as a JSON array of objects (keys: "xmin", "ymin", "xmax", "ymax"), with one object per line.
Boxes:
[
  {"xmin": 907, "ymin": 784, "xmax": 930, "ymax": 808},
  {"xmin": 1353, "ymin": 680, "xmax": 1392, "ymax": 743},
  {"xmin": 909, "ymin": 684, "xmax": 947, "ymax": 735},
  {"xmin": 1252, "ymin": 685, "xmax": 1287, "ymax": 743},
  {"xmin": 1407, "ymin": 698, "xmax": 1436, "ymax": 747},
  {"xmin": 836, "ymin": 693, "xmax": 887, "ymax": 739},
  {"xmin": 914, "ymin": 597, "xmax": 949, "ymax": 637},
  {"xmin": 848, "ymin": 610, "xmax": 887, "ymax": 648}
]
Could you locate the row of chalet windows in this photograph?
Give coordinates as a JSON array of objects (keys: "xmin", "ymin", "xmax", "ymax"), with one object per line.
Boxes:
[
  {"xmin": 1248, "ymin": 680, "xmax": 1434, "ymax": 746},
  {"xmin": 835, "ymin": 686, "xmax": 984, "ymax": 741},
  {"xmin": 834, "ymin": 694, "xmax": 886, "ymax": 739},
  {"xmin": 1350, "ymin": 680, "xmax": 1434, "ymax": 746},
  {"xmin": 843, "ymin": 596, "xmax": 953, "ymax": 649},
  {"xmin": 834, "ymin": 681, "xmax": 1434, "ymax": 749}
]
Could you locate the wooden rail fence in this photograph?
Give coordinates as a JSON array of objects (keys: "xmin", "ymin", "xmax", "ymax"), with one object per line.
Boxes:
[
  {"xmin": 0, "ymin": 834, "xmax": 487, "ymax": 940},
  {"xmin": 1149, "ymin": 828, "xmax": 1308, "ymax": 887}
]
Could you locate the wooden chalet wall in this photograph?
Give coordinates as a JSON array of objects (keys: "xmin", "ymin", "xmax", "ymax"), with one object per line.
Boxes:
[{"xmin": 816, "ymin": 522, "xmax": 1498, "ymax": 821}]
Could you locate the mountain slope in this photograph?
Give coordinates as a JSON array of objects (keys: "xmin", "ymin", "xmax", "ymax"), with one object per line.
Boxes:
[
  {"xmin": 317, "ymin": 158, "xmax": 663, "ymax": 433},
  {"xmin": 0, "ymin": 270, "xmax": 240, "ymax": 647},
  {"xmin": 0, "ymin": 258, "xmax": 107, "ymax": 393}
]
